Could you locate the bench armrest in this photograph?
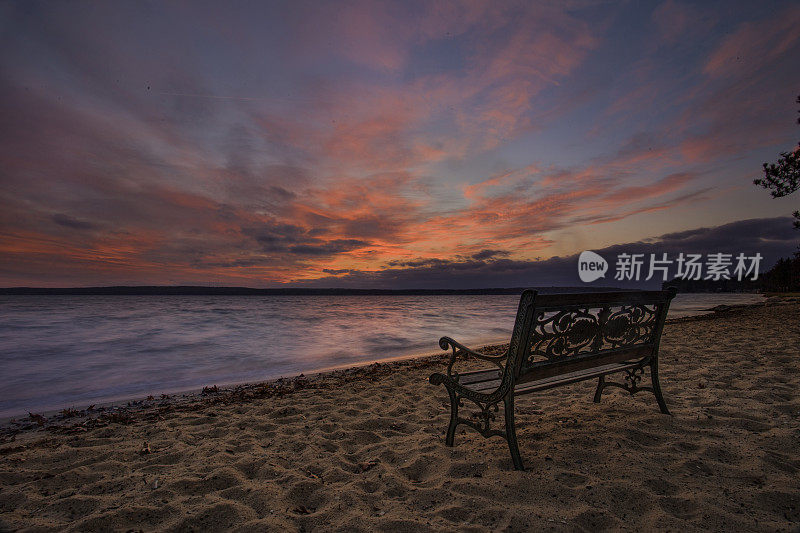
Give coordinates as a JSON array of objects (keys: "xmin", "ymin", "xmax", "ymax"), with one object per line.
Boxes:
[{"xmin": 438, "ymin": 336, "xmax": 506, "ymax": 379}]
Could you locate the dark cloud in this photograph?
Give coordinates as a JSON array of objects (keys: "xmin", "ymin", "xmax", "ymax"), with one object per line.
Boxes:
[
  {"xmin": 245, "ymin": 223, "xmax": 306, "ymax": 250},
  {"xmin": 471, "ymin": 249, "xmax": 511, "ymax": 260},
  {"xmin": 51, "ymin": 213, "xmax": 99, "ymax": 230},
  {"xmin": 242, "ymin": 223, "xmax": 369, "ymax": 257},
  {"xmin": 385, "ymin": 258, "xmax": 447, "ymax": 268},
  {"xmin": 288, "ymin": 239, "xmax": 369, "ymax": 256},
  {"xmin": 323, "ymin": 268, "xmax": 354, "ymax": 275}
]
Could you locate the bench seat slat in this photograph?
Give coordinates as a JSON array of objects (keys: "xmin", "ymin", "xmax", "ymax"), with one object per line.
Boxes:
[
  {"xmin": 515, "ymin": 362, "xmax": 641, "ymax": 395},
  {"xmin": 456, "ymin": 368, "xmax": 502, "ymax": 385},
  {"xmin": 518, "ymin": 345, "xmax": 653, "ymax": 384},
  {"xmin": 463, "ymin": 361, "xmax": 641, "ymax": 395}
]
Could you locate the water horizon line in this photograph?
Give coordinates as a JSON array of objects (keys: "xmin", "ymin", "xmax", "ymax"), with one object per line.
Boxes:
[{"xmin": 0, "ymin": 285, "xmax": 633, "ymax": 296}]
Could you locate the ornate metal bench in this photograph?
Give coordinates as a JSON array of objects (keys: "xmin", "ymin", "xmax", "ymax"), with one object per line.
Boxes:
[{"xmin": 429, "ymin": 288, "xmax": 677, "ymax": 470}]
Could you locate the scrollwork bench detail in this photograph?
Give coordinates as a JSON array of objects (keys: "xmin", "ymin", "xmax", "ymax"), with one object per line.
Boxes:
[{"xmin": 429, "ymin": 288, "xmax": 677, "ymax": 470}]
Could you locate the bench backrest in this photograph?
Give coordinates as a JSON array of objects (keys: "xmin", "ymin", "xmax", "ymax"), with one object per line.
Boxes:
[{"xmin": 505, "ymin": 288, "xmax": 677, "ymax": 384}]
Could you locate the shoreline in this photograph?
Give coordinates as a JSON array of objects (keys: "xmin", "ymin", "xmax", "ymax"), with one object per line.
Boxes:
[
  {"xmin": 0, "ymin": 339, "xmax": 510, "ymax": 431},
  {"xmin": 0, "ymin": 347, "xmax": 505, "ymax": 444},
  {"xmin": 0, "ymin": 298, "xmax": 782, "ymax": 443}
]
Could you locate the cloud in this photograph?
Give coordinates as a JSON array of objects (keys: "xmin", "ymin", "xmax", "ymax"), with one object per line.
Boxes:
[
  {"xmin": 288, "ymin": 239, "xmax": 370, "ymax": 256},
  {"xmin": 51, "ymin": 214, "xmax": 100, "ymax": 231},
  {"xmin": 434, "ymin": 162, "xmax": 706, "ymax": 257},
  {"xmin": 672, "ymin": 5, "xmax": 800, "ymax": 163},
  {"xmin": 322, "ymin": 268, "xmax": 353, "ymax": 275},
  {"xmin": 297, "ymin": 217, "xmax": 799, "ymax": 289},
  {"xmin": 472, "ymin": 249, "xmax": 510, "ymax": 260},
  {"xmin": 702, "ymin": 6, "xmax": 800, "ymax": 79},
  {"xmin": 1, "ymin": 2, "xmax": 797, "ymax": 288},
  {"xmin": 598, "ymin": 172, "xmax": 694, "ymax": 204}
]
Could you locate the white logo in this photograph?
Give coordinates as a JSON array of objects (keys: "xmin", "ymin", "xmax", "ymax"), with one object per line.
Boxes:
[
  {"xmin": 577, "ymin": 251, "xmax": 762, "ymax": 283},
  {"xmin": 578, "ymin": 251, "xmax": 608, "ymax": 283}
]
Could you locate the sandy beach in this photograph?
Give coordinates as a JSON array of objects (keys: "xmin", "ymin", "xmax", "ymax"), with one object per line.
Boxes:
[{"xmin": 1, "ymin": 301, "xmax": 799, "ymax": 532}]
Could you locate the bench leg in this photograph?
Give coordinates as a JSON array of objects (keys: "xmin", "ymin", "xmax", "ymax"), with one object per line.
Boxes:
[
  {"xmin": 650, "ymin": 359, "xmax": 671, "ymax": 415},
  {"xmin": 445, "ymin": 387, "xmax": 459, "ymax": 446},
  {"xmin": 504, "ymin": 394, "xmax": 524, "ymax": 471},
  {"xmin": 593, "ymin": 375, "xmax": 605, "ymax": 403}
]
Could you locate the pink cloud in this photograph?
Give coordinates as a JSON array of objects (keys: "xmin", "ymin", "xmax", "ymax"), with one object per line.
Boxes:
[
  {"xmin": 263, "ymin": 2, "xmax": 604, "ymax": 171},
  {"xmin": 600, "ymin": 172, "xmax": 693, "ymax": 204},
  {"xmin": 703, "ymin": 6, "xmax": 800, "ymax": 79}
]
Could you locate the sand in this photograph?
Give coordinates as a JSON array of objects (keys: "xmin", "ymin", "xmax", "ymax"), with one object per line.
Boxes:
[{"xmin": 1, "ymin": 301, "xmax": 799, "ymax": 532}]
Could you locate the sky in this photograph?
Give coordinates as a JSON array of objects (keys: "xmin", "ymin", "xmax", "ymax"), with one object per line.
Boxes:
[{"xmin": 1, "ymin": 0, "xmax": 798, "ymax": 288}]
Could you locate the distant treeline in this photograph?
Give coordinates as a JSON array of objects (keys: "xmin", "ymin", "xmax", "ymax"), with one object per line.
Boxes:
[
  {"xmin": 0, "ymin": 285, "xmax": 626, "ymax": 296},
  {"xmin": 663, "ymin": 252, "xmax": 800, "ymax": 293},
  {"xmin": 661, "ymin": 278, "xmax": 760, "ymax": 293}
]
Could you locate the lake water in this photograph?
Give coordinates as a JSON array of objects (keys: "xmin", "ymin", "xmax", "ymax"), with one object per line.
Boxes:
[{"xmin": 0, "ymin": 292, "xmax": 763, "ymax": 418}]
